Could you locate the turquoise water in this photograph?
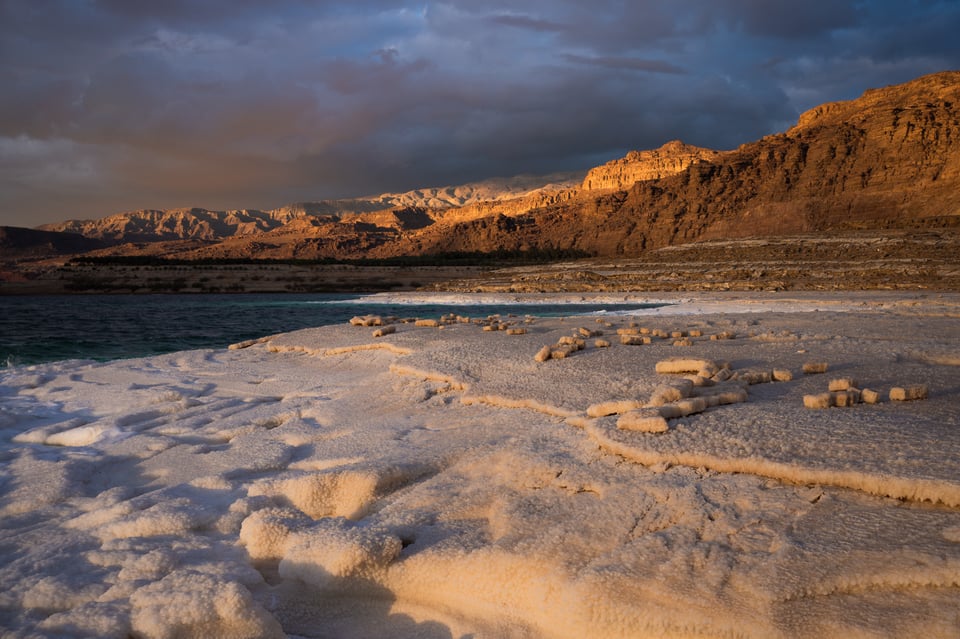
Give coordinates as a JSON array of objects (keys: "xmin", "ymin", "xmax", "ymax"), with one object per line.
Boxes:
[{"xmin": 1, "ymin": 294, "xmax": 665, "ymax": 366}]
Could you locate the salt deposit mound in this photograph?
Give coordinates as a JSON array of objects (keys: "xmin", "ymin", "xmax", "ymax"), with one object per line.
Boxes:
[{"xmin": 1, "ymin": 292, "xmax": 959, "ymax": 638}]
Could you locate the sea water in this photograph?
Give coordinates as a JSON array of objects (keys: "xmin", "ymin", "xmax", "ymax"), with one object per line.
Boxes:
[{"xmin": 1, "ymin": 293, "xmax": 665, "ymax": 366}]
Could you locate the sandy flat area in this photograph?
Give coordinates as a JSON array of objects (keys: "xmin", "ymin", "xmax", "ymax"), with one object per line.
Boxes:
[{"xmin": 1, "ymin": 292, "xmax": 959, "ymax": 638}]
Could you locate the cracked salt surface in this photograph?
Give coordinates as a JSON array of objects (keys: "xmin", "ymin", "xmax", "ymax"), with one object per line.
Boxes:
[{"xmin": 1, "ymin": 292, "xmax": 959, "ymax": 638}]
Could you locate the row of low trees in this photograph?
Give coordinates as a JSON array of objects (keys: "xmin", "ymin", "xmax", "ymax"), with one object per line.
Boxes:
[{"xmin": 69, "ymin": 248, "xmax": 592, "ymax": 268}]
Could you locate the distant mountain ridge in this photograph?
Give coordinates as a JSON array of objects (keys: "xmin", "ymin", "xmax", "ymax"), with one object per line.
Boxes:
[
  {"xmin": 37, "ymin": 172, "xmax": 586, "ymax": 243},
  {"xmin": 15, "ymin": 70, "xmax": 960, "ymax": 262}
]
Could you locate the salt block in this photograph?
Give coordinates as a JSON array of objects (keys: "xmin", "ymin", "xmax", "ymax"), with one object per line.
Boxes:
[
  {"xmin": 710, "ymin": 331, "xmax": 735, "ymax": 340},
  {"xmin": 587, "ymin": 399, "xmax": 644, "ymax": 418},
  {"xmin": 415, "ymin": 319, "xmax": 439, "ymax": 328},
  {"xmin": 712, "ymin": 368, "xmax": 733, "ymax": 382},
  {"xmin": 670, "ymin": 331, "xmax": 686, "ymax": 339},
  {"xmin": 505, "ymin": 328, "xmax": 527, "ymax": 335},
  {"xmin": 620, "ymin": 335, "xmax": 645, "ymax": 346},
  {"xmin": 701, "ymin": 388, "xmax": 749, "ymax": 407},
  {"xmin": 657, "ymin": 397, "xmax": 708, "ymax": 419},
  {"xmin": 617, "ymin": 410, "xmax": 669, "ymax": 433},
  {"xmin": 803, "ymin": 393, "xmax": 833, "ymax": 409},
  {"xmin": 861, "ymin": 388, "xmax": 881, "ymax": 404},
  {"xmin": 832, "ymin": 390, "xmax": 860, "ymax": 407},
  {"xmin": 372, "ymin": 326, "xmax": 396, "ymax": 338},
  {"xmin": 534, "ymin": 345, "xmax": 552, "ymax": 362},
  {"xmin": 772, "ymin": 369, "xmax": 793, "ymax": 382},
  {"xmin": 655, "ymin": 358, "xmax": 717, "ymax": 374},
  {"xmin": 737, "ymin": 370, "xmax": 772, "ymax": 385},
  {"xmin": 828, "ymin": 378, "xmax": 857, "ymax": 391},
  {"xmin": 673, "ymin": 339, "xmax": 693, "ymax": 347},
  {"xmin": 594, "ymin": 339, "xmax": 611, "ymax": 348},
  {"xmin": 803, "ymin": 361, "xmax": 829, "ymax": 374},
  {"xmin": 889, "ymin": 384, "xmax": 929, "ymax": 401},
  {"xmin": 617, "ymin": 328, "xmax": 640, "ymax": 336},
  {"xmin": 689, "ymin": 329, "xmax": 703, "ymax": 338}
]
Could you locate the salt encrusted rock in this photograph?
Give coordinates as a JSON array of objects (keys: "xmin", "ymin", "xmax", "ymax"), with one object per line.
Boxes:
[
  {"xmin": 685, "ymin": 374, "xmax": 715, "ymax": 387},
  {"xmin": 861, "ymin": 388, "xmax": 881, "ymax": 404},
  {"xmin": 700, "ymin": 388, "xmax": 749, "ymax": 407},
  {"xmin": 655, "ymin": 358, "xmax": 718, "ymax": 374},
  {"xmin": 772, "ymin": 369, "xmax": 793, "ymax": 382},
  {"xmin": 890, "ymin": 384, "xmax": 929, "ymax": 401},
  {"xmin": 803, "ymin": 393, "xmax": 833, "ymax": 409},
  {"xmin": 828, "ymin": 378, "xmax": 857, "ymax": 391},
  {"xmin": 648, "ymin": 380, "xmax": 694, "ymax": 406},
  {"xmin": 350, "ymin": 315, "xmax": 384, "ymax": 327},
  {"xmin": 803, "ymin": 361, "xmax": 829, "ymax": 374},
  {"xmin": 617, "ymin": 409, "xmax": 669, "ymax": 433},
  {"xmin": 372, "ymin": 326, "xmax": 395, "ymax": 338}
]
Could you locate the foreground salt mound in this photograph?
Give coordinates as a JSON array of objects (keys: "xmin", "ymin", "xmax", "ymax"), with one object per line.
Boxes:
[{"xmin": 1, "ymin": 294, "xmax": 959, "ymax": 638}]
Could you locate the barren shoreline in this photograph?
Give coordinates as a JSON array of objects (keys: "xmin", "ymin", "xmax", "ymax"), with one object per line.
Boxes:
[
  {"xmin": 2, "ymin": 291, "xmax": 959, "ymax": 638},
  {"xmin": 3, "ymin": 230, "xmax": 959, "ymax": 295}
]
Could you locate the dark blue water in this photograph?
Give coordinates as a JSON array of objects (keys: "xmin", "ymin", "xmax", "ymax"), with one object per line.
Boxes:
[{"xmin": 1, "ymin": 294, "xmax": 666, "ymax": 366}]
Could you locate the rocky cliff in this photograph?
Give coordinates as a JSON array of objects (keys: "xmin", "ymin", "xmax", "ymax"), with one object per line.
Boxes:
[
  {"xmin": 580, "ymin": 140, "xmax": 723, "ymax": 191},
  {"xmin": 373, "ymin": 70, "xmax": 960, "ymax": 259}
]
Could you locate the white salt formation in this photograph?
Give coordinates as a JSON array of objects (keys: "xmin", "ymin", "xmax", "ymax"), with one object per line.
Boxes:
[{"xmin": 1, "ymin": 292, "xmax": 959, "ymax": 639}]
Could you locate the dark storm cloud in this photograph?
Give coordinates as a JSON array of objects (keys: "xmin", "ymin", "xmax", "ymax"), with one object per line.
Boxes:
[{"xmin": 1, "ymin": 0, "xmax": 959, "ymax": 227}]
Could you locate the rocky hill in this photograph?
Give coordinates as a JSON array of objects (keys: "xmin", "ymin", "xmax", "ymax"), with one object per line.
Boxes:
[
  {"xmin": 0, "ymin": 226, "xmax": 107, "ymax": 259},
  {"xmin": 580, "ymin": 140, "xmax": 723, "ymax": 191},
  {"xmin": 375, "ymin": 70, "xmax": 960, "ymax": 259},
  {"xmin": 12, "ymin": 71, "xmax": 960, "ymax": 265}
]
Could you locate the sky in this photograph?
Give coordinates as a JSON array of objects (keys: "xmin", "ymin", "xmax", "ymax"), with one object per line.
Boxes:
[{"xmin": 2, "ymin": 1, "xmax": 960, "ymax": 228}]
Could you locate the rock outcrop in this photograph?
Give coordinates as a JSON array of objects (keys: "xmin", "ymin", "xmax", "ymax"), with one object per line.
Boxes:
[{"xmin": 581, "ymin": 140, "xmax": 723, "ymax": 191}]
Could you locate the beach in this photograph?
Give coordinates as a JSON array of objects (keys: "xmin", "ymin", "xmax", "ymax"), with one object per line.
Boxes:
[{"xmin": 2, "ymin": 291, "xmax": 959, "ymax": 638}]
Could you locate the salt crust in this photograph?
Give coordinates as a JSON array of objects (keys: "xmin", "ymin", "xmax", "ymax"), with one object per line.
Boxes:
[{"xmin": 2, "ymin": 292, "xmax": 960, "ymax": 638}]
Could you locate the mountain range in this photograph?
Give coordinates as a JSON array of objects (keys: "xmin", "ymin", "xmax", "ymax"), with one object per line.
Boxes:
[{"xmin": 6, "ymin": 70, "xmax": 960, "ymax": 263}]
